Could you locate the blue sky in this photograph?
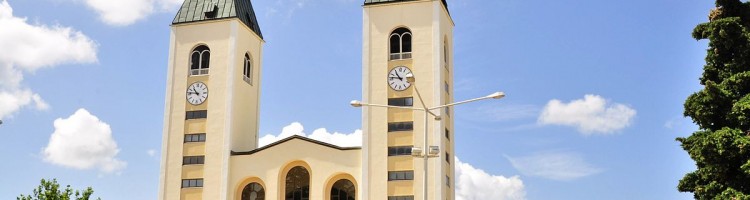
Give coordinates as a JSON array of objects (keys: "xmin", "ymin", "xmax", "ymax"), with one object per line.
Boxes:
[{"xmin": 0, "ymin": 0, "xmax": 717, "ymax": 199}]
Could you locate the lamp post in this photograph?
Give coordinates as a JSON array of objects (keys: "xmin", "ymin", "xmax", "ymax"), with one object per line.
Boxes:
[{"xmin": 351, "ymin": 73, "xmax": 505, "ymax": 200}]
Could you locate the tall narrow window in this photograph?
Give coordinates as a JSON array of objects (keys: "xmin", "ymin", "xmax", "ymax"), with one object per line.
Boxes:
[
  {"xmin": 242, "ymin": 182, "xmax": 265, "ymax": 200},
  {"xmin": 243, "ymin": 53, "xmax": 253, "ymax": 84},
  {"xmin": 444, "ymin": 82, "xmax": 450, "ymax": 94},
  {"xmin": 190, "ymin": 45, "xmax": 211, "ymax": 76},
  {"xmin": 389, "ymin": 28, "xmax": 412, "ymax": 60},
  {"xmin": 444, "ymin": 40, "xmax": 449, "ymax": 70},
  {"xmin": 286, "ymin": 166, "xmax": 310, "ymax": 200}
]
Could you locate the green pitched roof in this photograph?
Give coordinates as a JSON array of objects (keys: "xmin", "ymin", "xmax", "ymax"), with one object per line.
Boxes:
[
  {"xmin": 364, "ymin": 0, "xmax": 447, "ymax": 9},
  {"xmin": 172, "ymin": 0, "xmax": 263, "ymax": 39}
]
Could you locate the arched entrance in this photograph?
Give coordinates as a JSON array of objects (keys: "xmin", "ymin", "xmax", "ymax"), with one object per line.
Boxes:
[
  {"xmin": 330, "ymin": 179, "xmax": 355, "ymax": 200},
  {"xmin": 285, "ymin": 166, "xmax": 310, "ymax": 200}
]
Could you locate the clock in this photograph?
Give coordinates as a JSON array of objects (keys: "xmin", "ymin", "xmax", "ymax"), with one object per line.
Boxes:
[
  {"xmin": 388, "ymin": 66, "xmax": 412, "ymax": 91},
  {"xmin": 186, "ymin": 82, "xmax": 208, "ymax": 105}
]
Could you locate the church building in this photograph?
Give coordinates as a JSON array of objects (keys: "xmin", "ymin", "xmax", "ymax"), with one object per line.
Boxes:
[{"xmin": 158, "ymin": 0, "xmax": 456, "ymax": 199}]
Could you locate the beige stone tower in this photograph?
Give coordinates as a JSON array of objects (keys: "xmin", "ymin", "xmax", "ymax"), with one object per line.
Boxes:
[
  {"xmin": 158, "ymin": 0, "xmax": 264, "ymax": 199},
  {"xmin": 362, "ymin": 0, "xmax": 455, "ymax": 199}
]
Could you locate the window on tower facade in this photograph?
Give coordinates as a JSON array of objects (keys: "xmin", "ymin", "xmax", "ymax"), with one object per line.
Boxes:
[
  {"xmin": 444, "ymin": 40, "xmax": 450, "ymax": 70},
  {"xmin": 181, "ymin": 179, "xmax": 203, "ymax": 188},
  {"xmin": 182, "ymin": 156, "xmax": 205, "ymax": 165},
  {"xmin": 388, "ymin": 122, "xmax": 413, "ymax": 132},
  {"xmin": 389, "ymin": 27, "xmax": 412, "ymax": 60},
  {"xmin": 190, "ymin": 45, "xmax": 211, "ymax": 76},
  {"xmin": 388, "ymin": 146, "xmax": 413, "ymax": 156},
  {"xmin": 243, "ymin": 53, "xmax": 253, "ymax": 85},
  {"xmin": 388, "ymin": 97, "xmax": 413, "ymax": 107},
  {"xmin": 388, "ymin": 171, "xmax": 414, "ymax": 181}
]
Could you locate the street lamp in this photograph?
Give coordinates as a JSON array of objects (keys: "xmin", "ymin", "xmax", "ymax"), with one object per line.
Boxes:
[{"xmin": 350, "ymin": 73, "xmax": 504, "ymax": 200}]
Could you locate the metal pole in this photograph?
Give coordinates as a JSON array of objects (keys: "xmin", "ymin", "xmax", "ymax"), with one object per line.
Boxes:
[{"xmin": 423, "ymin": 109, "xmax": 429, "ymax": 200}]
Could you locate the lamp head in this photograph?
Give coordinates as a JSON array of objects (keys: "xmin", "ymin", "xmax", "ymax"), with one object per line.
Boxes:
[
  {"xmin": 411, "ymin": 147, "xmax": 423, "ymax": 157},
  {"xmin": 428, "ymin": 146, "xmax": 440, "ymax": 156},
  {"xmin": 405, "ymin": 73, "xmax": 415, "ymax": 83},
  {"xmin": 488, "ymin": 92, "xmax": 506, "ymax": 99},
  {"xmin": 350, "ymin": 100, "xmax": 363, "ymax": 108}
]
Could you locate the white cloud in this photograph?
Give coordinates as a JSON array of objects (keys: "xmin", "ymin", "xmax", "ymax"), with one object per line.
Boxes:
[
  {"xmin": 263, "ymin": 123, "xmax": 526, "ymax": 199},
  {"xmin": 147, "ymin": 149, "xmax": 157, "ymax": 157},
  {"xmin": 43, "ymin": 109, "xmax": 126, "ymax": 174},
  {"xmin": 258, "ymin": 122, "xmax": 362, "ymax": 147},
  {"xmin": 506, "ymin": 151, "xmax": 602, "ymax": 181},
  {"xmin": 0, "ymin": 0, "xmax": 98, "ymax": 120},
  {"xmin": 265, "ymin": 0, "xmax": 310, "ymax": 21},
  {"xmin": 455, "ymin": 158, "xmax": 526, "ymax": 200},
  {"xmin": 80, "ymin": 0, "xmax": 182, "ymax": 26},
  {"xmin": 0, "ymin": 89, "xmax": 48, "ymax": 119},
  {"xmin": 538, "ymin": 94, "xmax": 636, "ymax": 134}
]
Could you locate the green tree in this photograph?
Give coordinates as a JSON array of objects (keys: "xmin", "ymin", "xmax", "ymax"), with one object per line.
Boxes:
[
  {"xmin": 678, "ymin": 0, "xmax": 750, "ymax": 199},
  {"xmin": 17, "ymin": 179, "xmax": 100, "ymax": 200}
]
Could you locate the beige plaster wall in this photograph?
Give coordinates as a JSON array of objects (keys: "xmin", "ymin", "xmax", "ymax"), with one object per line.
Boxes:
[
  {"xmin": 363, "ymin": 0, "xmax": 454, "ymax": 199},
  {"xmin": 228, "ymin": 139, "xmax": 362, "ymax": 200}
]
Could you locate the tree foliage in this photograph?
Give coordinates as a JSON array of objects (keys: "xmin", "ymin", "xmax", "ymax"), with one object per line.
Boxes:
[
  {"xmin": 678, "ymin": 0, "xmax": 750, "ymax": 199},
  {"xmin": 17, "ymin": 179, "xmax": 100, "ymax": 200}
]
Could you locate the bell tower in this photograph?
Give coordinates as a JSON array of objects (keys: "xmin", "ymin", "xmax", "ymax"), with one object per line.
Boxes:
[
  {"xmin": 158, "ymin": 0, "xmax": 264, "ymax": 199},
  {"xmin": 362, "ymin": 0, "xmax": 455, "ymax": 199}
]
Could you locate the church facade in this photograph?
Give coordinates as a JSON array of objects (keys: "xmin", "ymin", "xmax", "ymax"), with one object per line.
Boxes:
[{"xmin": 158, "ymin": 0, "xmax": 456, "ymax": 199}]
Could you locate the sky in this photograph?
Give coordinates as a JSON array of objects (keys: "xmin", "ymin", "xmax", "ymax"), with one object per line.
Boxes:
[{"xmin": 0, "ymin": 0, "xmax": 718, "ymax": 199}]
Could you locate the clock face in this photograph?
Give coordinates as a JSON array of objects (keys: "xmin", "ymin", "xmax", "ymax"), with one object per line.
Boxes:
[
  {"xmin": 186, "ymin": 82, "xmax": 208, "ymax": 105},
  {"xmin": 388, "ymin": 66, "xmax": 412, "ymax": 91}
]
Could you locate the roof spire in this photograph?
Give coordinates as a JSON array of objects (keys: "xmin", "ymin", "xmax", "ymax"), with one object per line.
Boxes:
[{"xmin": 172, "ymin": 0, "xmax": 263, "ymax": 38}]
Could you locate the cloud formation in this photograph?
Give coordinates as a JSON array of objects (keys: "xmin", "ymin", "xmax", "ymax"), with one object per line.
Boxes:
[
  {"xmin": 262, "ymin": 122, "xmax": 527, "ymax": 199},
  {"xmin": 455, "ymin": 158, "xmax": 526, "ymax": 200},
  {"xmin": 264, "ymin": 0, "xmax": 310, "ymax": 21},
  {"xmin": 0, "ymin": 0, "xmax": 97, "ymax": 119},
  {"xmin": 506, "ymin": 151, "xmax": 602, "ymax": 181},
  {"xmin": 80, "ymin": 0, "xmax": 182, "ymax": 26},
  {"xmin": 259, "ymin": 122, "xmax": 362, "ymax": 147},
  {"xmin": 43, "ymin": 109, "xmax": 126, "ymax": 173},
  {"xmin": 538, "ymin": 94, "xmax": 636, "ymax": 134}
]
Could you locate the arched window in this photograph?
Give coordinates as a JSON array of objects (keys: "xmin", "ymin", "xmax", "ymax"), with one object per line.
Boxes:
[
  {"xmin": 389, "ymin": 28, "xmax": 412, "ymax": 60},
  {"xmin": 243, "ymin": 53, "xmax": 253, "ymax": 84},
  {"xmin": 285, "ymin": 166, "xmax": 310, "ymax": 200},
  {"xmin": 330, "ymin": 179, "xmax": 355, "ymax": 200},
  {"xmin": 241, "ymin": 183, "xmax": 265, "ymax": 200},
  {"xmin": 190, "ymin": 45, "xmax": 211, "ymax": 76}
]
